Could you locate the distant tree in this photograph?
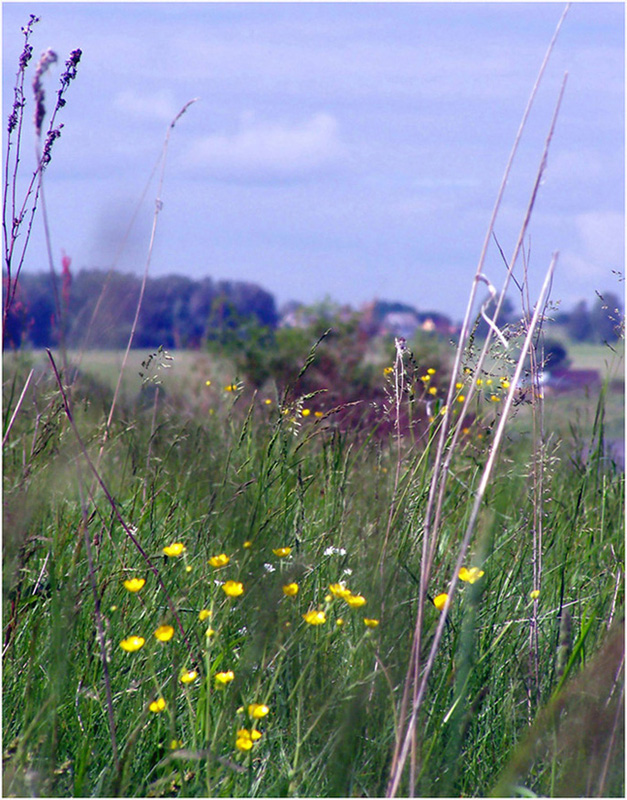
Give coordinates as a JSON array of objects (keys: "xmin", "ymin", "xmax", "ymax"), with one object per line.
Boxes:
[
  {"xmin": 187, "ymin": 278, "xmax": 217, "ymax": 347},
  {"xmin": 2, "ymin": 276, "xmax": 29, "ymax": 348},
  {"xmin": 542, "ymin": 338, "xmax": 570, "ymax": 372},
  {"xmin": 7, "ymin": 269, "xmax": 278, "ymax": 350},
  {"xmin": 591, "ymin": 291, "xmax": 623, "ymax": 342},
  {"xmin": 67, "ymin": 270, "xmax": 139, "ymax": 348},
  {"xmin": 566, "ymin": 300, "xmax": 593, "ymax": 342},
  {"xmin": 22, "ymin": 272, "xmax": 59, "ymax": 347},
  {"xmin": 135, "ymin": 275, "xmax": 196, "ymax": 348},
  {"xmin": 215, "ymin": 280, "xmax": 278, "ymax": 329}
]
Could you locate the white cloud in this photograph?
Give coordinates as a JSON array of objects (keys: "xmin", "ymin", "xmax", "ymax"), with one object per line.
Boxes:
[
  {"xmin": 113, "ymin": 88, "xmax": 179, "ymax": 122},
  {"xmin": 182, "ymin": 112, "xmax": 345, "ymax": 182},
  {"xmin": 557, "ymin": 211, "xmax": 625, "ymax": 295},
  {"xmin": 576, "ymin": 211, "xmax": 625, "ymax": 267},
  {"xmin": 549, "ymin": 150, "xmax": 605, "ymax": 186}
]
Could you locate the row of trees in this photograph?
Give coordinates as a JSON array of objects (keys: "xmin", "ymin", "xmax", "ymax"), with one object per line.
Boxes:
[
  {"xmin": 2, "ymin": 267, "xmax": 622, "ymax": 353},
  {"xmin": 3, "ymin": 268, "xmax": 278, "ymax": 350},
  {"xmin": 555, "ymin": 292, "xmax": 624, "ymax": 343}
]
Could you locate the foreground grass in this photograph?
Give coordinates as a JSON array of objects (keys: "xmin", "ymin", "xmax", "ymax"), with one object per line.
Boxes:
[{"xmin": 2, "ymin": 347, "xmax": 624, "ymax": 797}]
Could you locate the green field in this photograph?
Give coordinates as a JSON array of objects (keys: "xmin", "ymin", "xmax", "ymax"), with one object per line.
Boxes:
[{"xmin": 2, "ymin": 337, "xmax": 624, "ymax": 797}]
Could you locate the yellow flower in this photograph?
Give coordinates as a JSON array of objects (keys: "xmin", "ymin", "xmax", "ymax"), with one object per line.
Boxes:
[
  {"xmin": 198, "ymin": 609, "xmax": 211, "ymax": 621},
  {"xmin": 301, "ymin": 408, "xmax": 311, "ymax": 417},
  {"xmin": 264, "ymin": 398, "xmax": 272, "ymax": 405},
  {"xmin": 149, "ymin": 697, "xmax": 167, "ymax": 713},
  {"xmin": 243, "ymin": 540, "xmax": 252, "ymax": 549},
  {"xmin": 364, "ymin": 618, "xmax": 380, "ymax": 628},
  {"xmin": 501, "ymin": 378, "xmax": 511, "ymax": 389},
  {"xmin": 314, "ymin": 410, "xmax": 324, "ymax": 418},
  {"xmin": 456, "ymin": 395, "xmax": 465, "ymax": 403},
  {"xmin": 420, "ymin": 374, "xmax": 430, "ymax": 383},
  {"xmin": 225, "ymin": 384, "xmax": 237, "ymax": 392},
  {"xmin": 237, "ymin": 727, "xmax": 262, "ymax": 742},
  {"xmin": 329, "ymin": 583, "xmax": 351, "ymax": 599},
  {"xmin": 205, "ymin": 627, "xmax": 215, "ymax": 638},
  {"xmin": 476, "ymin": 378, "xmax": 483, "ymax": 386},
  {"xmin": 427, "ymin": 368, "xmax": 436, "ymax": 375},
  {"xmin": 235, "ymin": 736, "xmax": 253, "ymax": 751},
  {"xmin": 170, "ymin": 739, "xmax": 183, "ymax": 749},
  {"xmin": 180, "ymin": 669, "xmax": 198, "ymax": 684},
  {"xmin": 459, "ymin": 566, "xmax": 485, "ymax": 584},
  {"xmin": 303, "ymin": 610, "xmax": 326, "ymax": 625},
  {"xmin": 383, "ymin": 366, "xmax": 394, "ymax": 375},
  {"xmin": 345, "ymin": 594, "xmax": 366, "ymax": 608},
  {"xmin": 433, "ymin": 593, "xmax": 449, "ymax": 612},
  {"xmin": 336, "ymin": 618, "xmax": 345, "ymax": 627},
  {"xmin": 282, "ymin": 582, "xmax": 299, "ymax": 597},
  {"xmin": 123, "ymin": 577, "xmax": 146, "ymax": 593},
  {"xmin": 208, "ymin": 553, "xmax": 230, "ymax": 568},
  {"xmin": 205, "ymin": 380, "xmax": 211, "ymax": 386},
  {"xmin": 222, "ymin": 580, "xmax": 244, "ymax": 597},
  {"xmin": 272, "ymin": 547, "xmax": 292, "ymax": 557},
  {"xmin": 248, "ymin": 703, "xmax": 270, "ymax": 718},
  {"xmin": 440, "ymin": 405, "xmax": 448, "ymax": 415},
  {"xmin": 529, "ymin": 589, "xmax": 540, "ymax": 600},
  {"xmin": 455, "ymin": 382, "xmax": 463, "ymax": 389},
  {"xmin": 428, "ymin": 386, "xmax": 437, "ymax": 395},
  {"xmin": 154, "ymin": 625, "xmax": 175, "ymax": 642},
  {"xmin": 215, "ymin": 671, "xmax": 235, "ymax": 685},
  {"xmin": 163, "ymin": 542, "xmax": 186, "ymax": 557},
  {"xmin": 120, "ymin": 635, "xmax": 145, "ymax": 652}
]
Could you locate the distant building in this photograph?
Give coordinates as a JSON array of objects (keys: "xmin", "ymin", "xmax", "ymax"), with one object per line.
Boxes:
[
  {"xmin": 279, "ymin": 298, "xmax": 461, "ymax": 339},
  {"xmin": 416, "ymin": 312, "xmax": 459, "ymax": 336},
  {"xmin": 380, "ymin": 311, "xmax": 421, "ymax": 339}
]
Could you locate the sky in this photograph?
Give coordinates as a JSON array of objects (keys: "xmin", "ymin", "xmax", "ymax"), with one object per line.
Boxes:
[{"xmin": 2, "ymin": 1, "xmax": 624, "ymax": 322}]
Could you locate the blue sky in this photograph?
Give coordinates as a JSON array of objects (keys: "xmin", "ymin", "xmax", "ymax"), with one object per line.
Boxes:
[{"xmin": 2, "ymin": 2, "xmax": 624, "ymax": 320}]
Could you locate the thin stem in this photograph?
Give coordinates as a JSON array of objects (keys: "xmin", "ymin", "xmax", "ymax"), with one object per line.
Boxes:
[
  {"xmin": 2, "ymin": 367, "xmax": 34, "ymax": 445},
  {"xmin": 386, "ymin": 7, "xmax": 570, "ymax": 785},
  {"xmin": 99, "ymin": 98, "xmax": 198, "ymax": 459},
  {"xmin": 77, "ymin": 482, "xmax": 120, "ymax": 771},
  {"xmin": 389, "ymin": 255, "xmax": 558, "ymax": 797}
]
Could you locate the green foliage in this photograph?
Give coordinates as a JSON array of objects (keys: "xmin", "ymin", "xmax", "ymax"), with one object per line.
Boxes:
[
  {"xmin": 5, "ymin": 270, "xmax": 278, "ymax": 351},
  {"xmin": 207, "ymin": 304, "xmax": 381, "ymax": 409},
  {"xmin": 562, "ymin": 291, "xmax": 624, "ymax": 344},
  {"xmin": 542, "ymin": 337, "xmax": 570, "ymax": 372},
  {"xmin": 2, "ymin": 346, "xmax": 624, "ymax": 797}
]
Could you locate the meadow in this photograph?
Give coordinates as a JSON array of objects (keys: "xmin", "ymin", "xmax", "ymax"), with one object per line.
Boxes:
[
  {"xmin": 3, "ymin": 13, "xmax": 624, "ymax": 797},
  {"xmin": 2, "ymin": 330, "xmax": 624, "ymax": 797}
]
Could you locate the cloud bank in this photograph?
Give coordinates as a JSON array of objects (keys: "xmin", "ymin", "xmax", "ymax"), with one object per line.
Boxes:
[{"xmin": 182, "ymin": 112, "xmax": 345, "ymax": 182}]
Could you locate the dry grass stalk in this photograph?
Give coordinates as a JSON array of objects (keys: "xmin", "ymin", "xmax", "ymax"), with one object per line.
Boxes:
[{"xmin": 386, "ymin": 6, "xmax": 571, "ymax": 793}]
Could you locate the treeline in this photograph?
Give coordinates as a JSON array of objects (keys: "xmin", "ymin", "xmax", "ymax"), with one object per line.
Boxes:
[
  {"xmin": 2, "ymin": 267, "xmax": 622, "ymax": 352},
  {"xmin": 3, "ymin": 269, "xmax": 278, "ymax": 350},
  {"xmin": 554, "ymin": 292, "xmax": 624, "ymax": 344}
]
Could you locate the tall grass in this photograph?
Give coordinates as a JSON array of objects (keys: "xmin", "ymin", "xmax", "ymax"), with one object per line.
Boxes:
[
  {"xmin": 2, "ymin": 344, "xmax": 623, "ymax": 796},
  {"xmin": 3, "ymin": 10, "xmax": 624, "ymax": 799}
]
